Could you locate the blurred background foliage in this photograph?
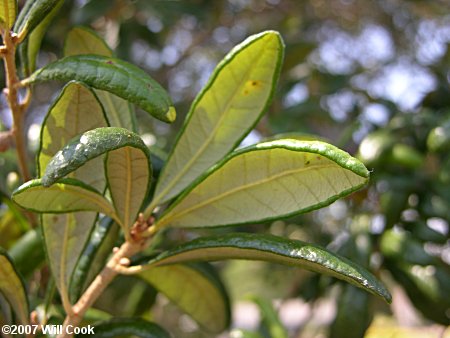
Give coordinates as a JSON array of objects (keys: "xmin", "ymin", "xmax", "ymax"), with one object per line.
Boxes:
[{"xmin": 1, "ymin": 0, "xmax": 450, "ymax": 337}]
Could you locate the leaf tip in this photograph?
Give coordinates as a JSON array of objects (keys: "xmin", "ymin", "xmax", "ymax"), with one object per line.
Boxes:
[{"xmin": 166, "ymin": 106, "xmax": 177, "ymax": 122}]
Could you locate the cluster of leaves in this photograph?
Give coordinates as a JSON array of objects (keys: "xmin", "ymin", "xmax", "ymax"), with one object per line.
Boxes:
[{"xmin": 0, "ymin": 1, "xmax": 394, "ymax": 337}]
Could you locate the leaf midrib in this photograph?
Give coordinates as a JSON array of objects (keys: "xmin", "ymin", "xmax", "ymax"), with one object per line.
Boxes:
[
  {"xmin": 157, "ymin": 162, "xmax": 356, "ymax": 227},
  {"xmin": 153, "ymin": 36, "xmax": 272, "ymax": 206}
]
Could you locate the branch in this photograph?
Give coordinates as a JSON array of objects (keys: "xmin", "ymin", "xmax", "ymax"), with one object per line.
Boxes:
[
  {"xmin": 57, "ymin": 215, "xmax": 153, "ymax": 338},
  {"xmin": 1, "ymin": 30, "xmax": 31, "ymax": 182}
]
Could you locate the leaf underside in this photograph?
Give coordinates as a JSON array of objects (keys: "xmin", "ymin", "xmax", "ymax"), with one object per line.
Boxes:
[
  {"xmin": 145, "ymin": 233, "xmax": 391, "ymax": 303},
  {"xmin": 12, "ymin": 178, "xmax": 117, "ymax": 221},
  {"xmin": 37, "ymin": 81, "xmax": 109, "ymax": 304},
  {"xmin": 107, "ymin": 147, "xmax": 151, "ymax": 232},
  {"xmin": 153, "ymin": 30, "xmax": 284, "ymax": 206},
  {"xmin": 0, "ymin": 0, "xmax": 17, "ymax": 29},
  {"xmin": 0, "ymin": 249, "xmax": 29, "ymax": 325},
  {"xmin": 139, "ymin": 263, "xmax": 230, "ymax": 333},
  {"xmin": 156, "ymin": 139, "xmax": 369, "ymax": 229}
]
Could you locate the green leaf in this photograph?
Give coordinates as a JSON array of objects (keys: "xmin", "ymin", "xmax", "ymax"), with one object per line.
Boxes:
[
  {"xmin": 151, "ymin": 31, "xmax": 284, "ymax": 207},
  {"xmin": 330, "ymin": 285, "xmax": 371, "ymax": 338},
  {"xmin": 0, "ymin": 249, "xmax": 29, "ymax": 325},
  {"xmin": 106, "ymin": 146, "xmax": 151, "ymax": 234},
  {"xmin": 64, "ymin": 26, "xmax": 112, "ymax": 57},
  {"xmin": 145, "ymin": 233, "xmax": 391, "ymax": 303},
  {"xmin": 0, "ymin": 194, "xmax": 29, "ymax": 249},
  {"xmin": 41, "ymin": 127, "xmax": 150, "ymax": 186},
  {"xmin": 69, "ymin": 217, "xmax": 119, "ymax": 303},
  {"xmin": 77, "ymin": 318, "xmax": 170, "ymax": 338},
  {"xmin": 18, "ymin": 0, "xmax": 63, "ymax": 76},
  {"xmin": 13, "ymin": 0, "xmax": 62, "ymax": 38},
  {"xmin": 156, "ymin": 139, "xmax": 369, "ymax": 229},
  {"xmin": 38, "ymin": 81, "xmax": 108, "ymax": 182},
  {"xmin": 251, "ymin": 296, "xmax": 288, "ymax": 338},
  {"xmin": 12, "ymin": 178, "xmax": 118, "ymax": 222},
  {"xmin": 139, "ymin": 263, "xmax": 230, "ymax": 333},
  {"xmin": 23, "ymin": 55, "xmax": 176, "ymax": 123},
  {"xmin": 37, "ymin": 81, "xmax": 108, "ymax": 306},
  {"xmin": 8, "ymin": 229, "xmax": 45, "ymax": 277},
  {"xmin": 63, "ymin": 26, "xmax": 137, "ymax": 131},
  {"xmin": 42, "ymin": 213, "xmax": 98, "ymax": 308},
  {"xmin": 39, "ymin": 127, "xmax": 151, "ymax": 234},
  {"xmin": 0, "ymin": 0, "xmax": 17, "ymax": 29}
]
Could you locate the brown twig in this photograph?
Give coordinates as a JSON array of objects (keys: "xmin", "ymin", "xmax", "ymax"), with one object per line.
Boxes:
[
  {"xmin": 1, "ymin": 29, "xmax": 31, "ymax": 182},
  {"xmin": 58, "ymin": 215, "xmax": 152, "ymax": 338}
]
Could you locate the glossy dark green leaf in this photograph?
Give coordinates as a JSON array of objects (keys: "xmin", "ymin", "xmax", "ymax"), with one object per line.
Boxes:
[
  {"xmin": 41, "ymin": 127, "xmax": 149, "ymax": 186},
  {"xmin": 40, "ymin": 127, "xmax": 151, "ymax": 235},
  {"xmin": 330, "ymin": 285, "xmax": 371, "ymax": 338},
  {"xmin": 145, "ymin": 233, "xmax": 391, "ymax": 303},
  {"xmin": 63, "ymin": 26, "xmax": 137, "ymax": 131},
  {"xmin": 76, "ymin": 318, "xmax": 170, "ymax": 338},
  {"xmin": 14, "ymin": 0, "xmax": 61, "ymax": 38},
  {"xmin": 69, "ymin": 217, "xmax": 119, "ymax": 303},
  {"xmin": 139, "ymin": 263, "xmax": 230, "ymax": 333},
  {"xmin": 18, "ymin": 0, "xmax": 63, "ymax": 76},
  {"xmin": 23, "ymin": 55, "xmax": 176, "ymax": 123},
  {"xmin": 155, "ymin": 140, "xmax": 369, "ymax": 229},
  {"xmin": 8, "ymin": 229, "xmax": 45, "ymax": 277},
  {"xmin": 0, "ymin": 248, "xmax": 29, "ymax": 325}
]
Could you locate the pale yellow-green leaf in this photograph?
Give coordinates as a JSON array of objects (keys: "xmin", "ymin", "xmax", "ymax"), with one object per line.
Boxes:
[
  {"xmin": 106, "ymin": 147, "xmax": 151, "ymax": 234},
  {"xmin": 42, "ymin": 212, "xmax": 97, "ymax": 306},
  {"xmin": 64, "ymin": 26, "xmax": 112, "ymax": 57},
  {"xmin": 39, "ymin": 81, "xmax": 108, "ymax": 189},
  {"xmin": 38, "ymin": 81, "xmax": 108, "ymax": 306},
  {"xmin": 156, "ymin": 140, "xmax": 369, "ymax": 229},
  {"xmin": 64, "ymin": 27, "xmax": 136, "ymax": 131},
  {"xmin": 95, "ymin": 90, "xmax": 136, "ymax": 131},
  {"xmin": 139, "ymin": 264, "xmax": 229, "ymax": 333},
  {"xmin": 151, "ymin": 31, "xmax": 284, "ymax": 207},
  {"xmin": 0, "ymin": 0, "xmax": 17, "ymax": 29},
  {"xmin": 0, "ymin": 251, "xmax": 28, "ymax": 325},
  {"xmin": 12, "ymin": 179, "xmax": 118, "ymax": 223}
]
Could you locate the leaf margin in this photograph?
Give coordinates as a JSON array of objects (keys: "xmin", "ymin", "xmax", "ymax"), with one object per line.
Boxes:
[
  {"xmin": 155, "ymin": 139, "xmax": 369, "ymax": 229},
  {"xmin": 150, "ymin": 30, "xmax": 285, "ymax": 207},
  {"xmin": 143, "ymin": 233, "xmax": 392, "ymax": 304}
]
